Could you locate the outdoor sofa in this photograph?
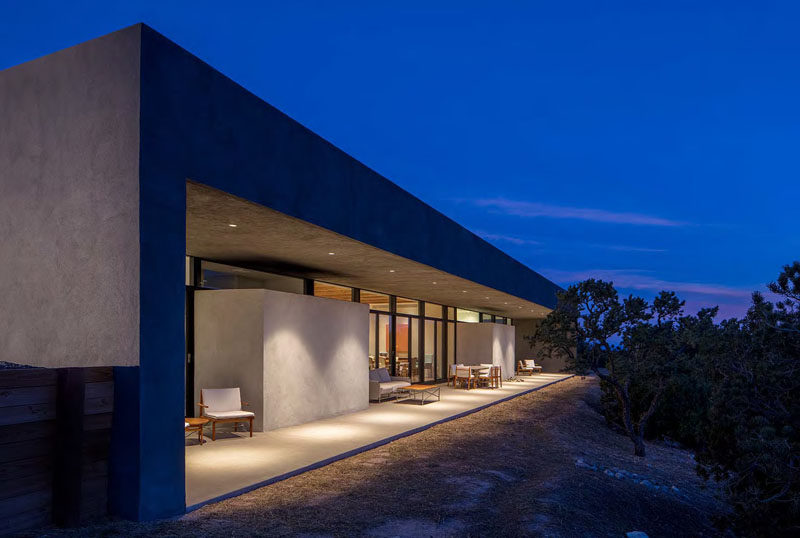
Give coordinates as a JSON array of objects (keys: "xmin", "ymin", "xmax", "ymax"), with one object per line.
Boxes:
[{"xmin": 369, "ymin": 367, "xmax": 411, "ymax": 402}]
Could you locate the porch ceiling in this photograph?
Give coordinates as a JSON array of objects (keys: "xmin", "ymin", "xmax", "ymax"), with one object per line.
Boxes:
[{"xmin": 186, "ymin": 182, "xmax": 551, "ymax": 319}]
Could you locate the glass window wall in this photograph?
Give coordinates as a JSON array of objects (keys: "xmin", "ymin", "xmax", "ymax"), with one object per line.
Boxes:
[
  {"xmin": 456, "ymin": 309, "xmax": 480, "ymax": 323},
  {"xmin": 200, "ymin": 261, "xmax": 304, "ymax": 293},
  {"xmin": 314, "ymin": 281, "xmax": 352, "ymax": 301},
  {"xmin": 396, "ymin": 297, "xmax": 419, "ymax": 316},
  {"xmin": 425, "ymin": 303, "xmax": 443, "ymax": 319},
  {"xmin": 361, "ymin": 290, "xmax": 390, "ymax": 312}
]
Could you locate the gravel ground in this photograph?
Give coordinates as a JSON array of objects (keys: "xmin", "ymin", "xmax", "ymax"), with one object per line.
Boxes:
[{"xmin": 30, "ymin": 376, "xmax": 726, "ymax": 537}]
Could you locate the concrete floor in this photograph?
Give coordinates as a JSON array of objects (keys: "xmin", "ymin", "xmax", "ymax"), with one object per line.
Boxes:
[{"xmin": 185, "ymin": 373, "xmax": 572, "ymax": 509}]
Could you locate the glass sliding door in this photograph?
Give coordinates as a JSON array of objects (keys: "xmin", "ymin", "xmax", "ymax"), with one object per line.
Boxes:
[
  {"xmin": 447, "ymin": 321, "xmax": 455, "ymax": 374},
  {"xmin": 436, "ymin": 320, "xmax": 443, "ymax": 380},
  {"xmin": 378, "ymin": 314, "xmax": 391, "ymax": 370},
  {"xmin": 423, "ymin": 319, "xmax": 435, "ymax": 382},
  {"xmin": 395, "ymin": 316, "xmax": 410, "ymax": 377},
  {"xmin": 369, "ymin": 313, "xmax": 377, "ymax": 369},
  {"xmin": 410, "ymin": 317, "xmax": 420, "ymax": 382}
]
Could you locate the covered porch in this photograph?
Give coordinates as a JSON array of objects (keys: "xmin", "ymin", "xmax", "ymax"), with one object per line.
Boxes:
[{"xmin": 186, "ymin": 373, "xmax": 571, "ymax": 508}]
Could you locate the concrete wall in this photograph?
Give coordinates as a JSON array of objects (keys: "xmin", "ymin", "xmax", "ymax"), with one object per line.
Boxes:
[
  {"xmin": 513, "ymin": 318, "xmax": 569, "ymax": 373},
  {"xmin": 456, "ymin": 323, "xmax": 515, "ymax": 379},
  {"xmin": 194, "ymin": 289, "xmax": 369, "ymax": 432},
  {"xmin": 0, "ymin": 26, "xmax": 141, "ymax": 368}
]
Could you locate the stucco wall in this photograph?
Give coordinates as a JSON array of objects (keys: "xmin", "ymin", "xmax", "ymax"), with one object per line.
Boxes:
[
  {"xmin": 194, "ymin": 289, "xmax": 369, "ymax": 432},
  {"xmin": 193, "ymin": 290, "xmax": 265, "ymax": 428},
  {"xmin": 456, "ymin": 323, "xmax": 515, "ymax": 379},
  {"xmin": 0, "ymin": 27, "xmax": 141, "ymax": 367},
  {"xmin": 513, "ymin": 318, "xmax": 569, "ymax": 373}
]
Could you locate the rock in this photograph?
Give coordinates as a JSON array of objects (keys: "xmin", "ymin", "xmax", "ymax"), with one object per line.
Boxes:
[{"xmin": 626, "ymin": 532, "xmax": 649, "ymax": 538}]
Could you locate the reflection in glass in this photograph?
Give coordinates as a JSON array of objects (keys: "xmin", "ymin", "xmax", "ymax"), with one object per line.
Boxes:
[
  {"xmin": 396, "ymin": 297, "xmax": 419, "ymax": 316},
  {"xmin": 424, "ymin": 319, "xmax": 435, "ymax": 381},
  {"xmin": 314, "ymin": 281, "xmax": 352, "ymax": 301},
  {"xmin": 447, "ymin": 322, "xmax": 455, "ymax": 372},
  {"xmin": 369, "ymin": 313, "xmax": 377, "ymax": 369},
  {"xmin": 361, "ymin": 290, "xmax": 390, "ymax": 312},
  {"xmin": 457, "ymin": 309, "xmax": 480, "ymax": 323},
  {"xmin": 395, "ymin": 316, "xmax": 409, "ymax": 377},
  {"xmin": 410, "ymin": 317, "xmax": 419, "ymax": 381},
  {"xmin": 378, "ymin": 314, "xmax": 391, "ymax": 370},
  {"xmin": 425, "ymin": 303, "xmax": 443, "ymax": 319},
  {"xmin": 436, "ymin": 320, "xmax": 443, "ymax": 379}
]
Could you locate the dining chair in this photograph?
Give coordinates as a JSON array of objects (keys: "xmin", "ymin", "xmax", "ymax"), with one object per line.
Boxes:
[{"xmin": 454, "ymin": 366, "xmax": 474, "ymax": 389}]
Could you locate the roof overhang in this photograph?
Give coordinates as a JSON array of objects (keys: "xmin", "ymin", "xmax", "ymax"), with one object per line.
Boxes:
[{"xmin": 187, "ymin": 182, "xmax": 551, "ymax": 319}]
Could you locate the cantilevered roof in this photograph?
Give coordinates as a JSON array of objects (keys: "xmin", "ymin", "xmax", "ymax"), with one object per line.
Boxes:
[
  {"xmin": 187, "ymin": 182, "xmax": 552, "ymax": 318},
  {"xmin": 134, "ymin": 24, "xmax": 561, "ymax": 314}
]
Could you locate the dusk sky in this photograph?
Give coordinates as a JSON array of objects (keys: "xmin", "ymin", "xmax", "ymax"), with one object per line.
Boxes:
[{"xmin": 3, "ymin": 1, "xmax": 798, "ymax": 319}]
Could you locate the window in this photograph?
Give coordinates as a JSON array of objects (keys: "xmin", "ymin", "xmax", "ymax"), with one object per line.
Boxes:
[
  {"xmin": 313, "ymin": 281, "xmax": 352, "ymax": 302},
  {"xmin": 200, "ymin": 261, "xmax": 303, "ymax": 293},
  {"xmin": 424, "ymin": 303, "xmax": 443, "ymax": 319},
  {"xmin": 361, "ymin": 290, "xmax": 390, "ymax": 312},
  {"xmin": 396, "ymin": 297, "xmax": 419, "ymax": 316},
  {"xmin": 456, "ymin": 309, "xmax": 480, "ymax": 323}
]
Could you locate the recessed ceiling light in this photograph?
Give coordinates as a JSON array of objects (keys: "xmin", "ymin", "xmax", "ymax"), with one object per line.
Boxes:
[
  {"xmin": 389, "ymin": 269, "xmax": 395, "ymax": 273},
  {"xmin": 485, "ymin": 297, "xmax": 489, "ymax": 299},
  {"xmin": 228, "ymin": 223, "xmax": 237, "ymax": 228},
  {"xmin": 504, "ymin": 302, "xmax": 508, "ymax": 305},
  {"xmin": 432, "ymin": 281, "xmax": 437, "ymax": 284},
  {"xmin": 462, "ymin": 290, "xmax": 467, "ymax": 293},
  {"xmin": 328, "ymin": 252, "xmax": 335, "ymax": 255}
]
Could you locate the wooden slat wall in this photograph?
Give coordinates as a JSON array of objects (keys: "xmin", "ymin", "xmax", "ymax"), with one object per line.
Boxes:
[{"xmin": 0, "ymin": 367, "xmax": 114, "ymax": 536}]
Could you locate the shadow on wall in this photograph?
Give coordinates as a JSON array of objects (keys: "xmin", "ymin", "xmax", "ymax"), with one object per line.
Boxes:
[{"xmin": 514, "ymin": 319, "xmax": 572, "ymax": 373}]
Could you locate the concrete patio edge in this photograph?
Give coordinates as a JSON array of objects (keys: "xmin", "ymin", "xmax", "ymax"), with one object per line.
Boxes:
[{"xmin": 185, "ymin": 374, "xmax": 575, "ymax": 513}]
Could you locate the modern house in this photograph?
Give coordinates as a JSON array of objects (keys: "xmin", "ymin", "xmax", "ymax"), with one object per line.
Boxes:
[{"xmin": 0, "ymin": 24, "xmax": 563, "ymax": 521}]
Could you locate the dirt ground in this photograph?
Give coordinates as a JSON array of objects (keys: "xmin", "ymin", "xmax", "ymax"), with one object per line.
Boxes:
[{"xmin": 31, "ymin": 376, "xmax": 726, "ymax": 537}]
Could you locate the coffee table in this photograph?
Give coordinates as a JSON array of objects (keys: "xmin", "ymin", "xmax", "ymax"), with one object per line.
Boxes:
[
  {"xmin": 398, "ymin": 384, "xmax": 441, "ymax": 405},
  {"xmin": 185, "ymin": 417, "xmax": 209, "ymax": 444}
]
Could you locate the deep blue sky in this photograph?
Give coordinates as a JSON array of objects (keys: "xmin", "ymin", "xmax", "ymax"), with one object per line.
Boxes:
[{"xmin": 3, "ymin": 1, "xmax": 798, "ymax": 318}]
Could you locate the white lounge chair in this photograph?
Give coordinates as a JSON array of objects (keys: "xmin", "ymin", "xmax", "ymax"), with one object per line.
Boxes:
[
  {"xmin": 517, "ymin": 359, "xmax": 543, "ymax": 375},
  {"xmin": 198, "ymin": 387, "xmax": 255, "ymax": 440}
]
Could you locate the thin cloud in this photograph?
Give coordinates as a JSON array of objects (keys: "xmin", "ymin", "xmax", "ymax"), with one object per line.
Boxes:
[
  {"xmin": 475, "ymin": 230, "xmax": 542, "ymax": 246},
  {"xmin": 542, "ymin": 268, "xmax": 754, "ymax": 298},
  {"xmin": 474, "ymin": 198, "xmax": 688, "ymax": 227},
  {"xmin": 601, "ymin": 245, "xmax": 667, "ymax": 253}
]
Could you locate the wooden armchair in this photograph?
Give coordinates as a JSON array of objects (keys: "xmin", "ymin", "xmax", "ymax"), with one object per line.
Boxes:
[
  {"xmin": 517, "ymin": 359, "xmax": 542, "ymax": 376},
  {"xmin": 198, "ymin": 387, "xmax": 255, "ymax": 440}
]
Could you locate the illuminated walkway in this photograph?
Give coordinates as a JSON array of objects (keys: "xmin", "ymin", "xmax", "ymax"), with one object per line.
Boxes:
[{"xmin": 185, "ymin": 373, "xmax": 572, "ymax": 509}]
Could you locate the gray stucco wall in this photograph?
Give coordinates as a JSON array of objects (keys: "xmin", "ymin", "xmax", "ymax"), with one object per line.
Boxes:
[
  {"xmin": 456, "ymin": 323, "xmax": 516, "ymax": 379},
  {"xmin": 193, "ymin": 290, "xmax": 265, "ymax": 429},
  {"xmin": 0, "ymin": 27, "xmax": 141, "ymax": 367},
  {"xmin": 194, "ymin": 289, "xmax": 369, "ymax": 432},
  {"xmin": 513, "ymin": 318, "xmax": 568, "ymax": 373}
]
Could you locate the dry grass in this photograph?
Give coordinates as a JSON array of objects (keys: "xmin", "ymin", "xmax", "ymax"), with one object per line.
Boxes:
[{"xmin": 32, "ymin": 377, "xmax": 726, "ymax": 537}]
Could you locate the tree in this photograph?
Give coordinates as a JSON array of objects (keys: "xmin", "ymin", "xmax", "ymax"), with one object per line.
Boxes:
[
  {"xmin": 695, "ymin": 261, "xmax": 800, "ymax": 535},
  {"xmin": 530, "ymin": 279, "xmax": 683, "ymax": 457}
]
